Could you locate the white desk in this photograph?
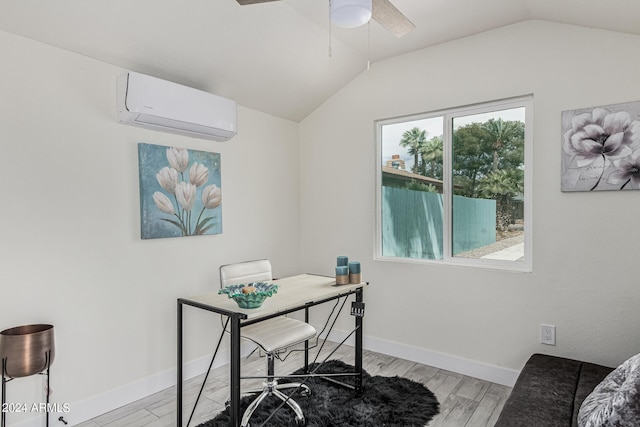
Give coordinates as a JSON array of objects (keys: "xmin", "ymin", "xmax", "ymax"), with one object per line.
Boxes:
[{"xmin": 177, "ymin": 274, "xmax": 365, "ymax": 427}]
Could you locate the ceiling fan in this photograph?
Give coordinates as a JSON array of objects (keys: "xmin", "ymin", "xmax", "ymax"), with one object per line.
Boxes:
[{"xmin": 236, "ymin": 0, "xmax": 415, "ymax": 38}]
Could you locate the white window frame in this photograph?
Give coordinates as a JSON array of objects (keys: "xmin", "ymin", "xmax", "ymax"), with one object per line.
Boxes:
[{"xmin": 375, "ymin": 95, "xmax": 533, "ymax": 272}]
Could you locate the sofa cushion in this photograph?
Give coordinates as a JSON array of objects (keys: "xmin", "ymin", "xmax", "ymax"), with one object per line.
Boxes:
[
  {"xmin": 572, "ymin": 362, "xmax": 617, "ymax": 426},
  {"xmin": 578, "ymin": 353, "xmax": 640, "ymax": 427}
]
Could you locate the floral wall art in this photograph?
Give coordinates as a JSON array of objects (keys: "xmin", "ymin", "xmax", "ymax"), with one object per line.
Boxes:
[
  {"xmin": 562, "ymin": 101, "xmax": 640, "ymax": 192},
  {"xmin": 138, "ymin": 143, "xmax": 222, "ymax": 239}
]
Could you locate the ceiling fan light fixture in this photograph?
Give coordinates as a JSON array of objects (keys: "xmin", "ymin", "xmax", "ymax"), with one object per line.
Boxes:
[{"xmin": 330, "ymin": 0, "xmax": 372, "ymax": 28}]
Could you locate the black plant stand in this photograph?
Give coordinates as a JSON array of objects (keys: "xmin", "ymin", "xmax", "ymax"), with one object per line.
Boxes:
[{"xmin": 1, "ymin": 350, "xmax": 52, "ymax": 427}]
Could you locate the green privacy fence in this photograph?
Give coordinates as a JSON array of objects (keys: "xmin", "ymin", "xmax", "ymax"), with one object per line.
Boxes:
[
  {"xmin": 381, "ymin": 187, "xmax": 496, "ymax": 259},
  {"xmin": 451, "ymin": 194, "xmax": 497, "ymax": 255}
]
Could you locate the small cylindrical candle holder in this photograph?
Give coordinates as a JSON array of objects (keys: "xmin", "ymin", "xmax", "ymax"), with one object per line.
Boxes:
[
  {"xmin": 336, "ymin": 266, "xmax": 349, "ymax": 285},
  {"xmin": 337, "ymin": 256, "xmax": 349, "ymax": 267},
  {"xmin": 348, "ymin": 261, "xmax": 361, "ymax": 284}
]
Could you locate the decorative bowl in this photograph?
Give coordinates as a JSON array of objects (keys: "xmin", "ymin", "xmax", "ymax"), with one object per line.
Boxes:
[{"xmin": 218, "ymin": 282, "xmax": 279, "ymax": 309}]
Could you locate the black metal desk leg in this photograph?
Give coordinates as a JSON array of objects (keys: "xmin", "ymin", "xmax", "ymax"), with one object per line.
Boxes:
[
  {"xmin": 177, "ymin": 301, "xmax": 183, "ymax": 426},
  {"xmin": 229, "ymin": 315, "xmax": 242, "ymax": 427},
  {"xmin": 355, "ymin": 288, "xmax": 363, "ymax": 393},
  {"xmin": 304, "ymin": 307, "xmax": 310, "ymax": 373}
]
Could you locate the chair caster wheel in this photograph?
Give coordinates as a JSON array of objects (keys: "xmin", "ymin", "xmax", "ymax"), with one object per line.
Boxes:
[
  {"xmin": 301, "ymin": 388, "xmax": 311, "ymax": 397},
  {"xmin": 295, "ymin": 417, "xmax": 306, "ymax": 426}
]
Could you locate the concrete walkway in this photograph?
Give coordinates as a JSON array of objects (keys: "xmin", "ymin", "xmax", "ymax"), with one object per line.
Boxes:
[
  {"xmin": 456, "ymin": 233, "xmax": 524, "ymax": 260},
  {"xmin": 481, "ymin": 242, "xmax": 524, "ymax": 261}
]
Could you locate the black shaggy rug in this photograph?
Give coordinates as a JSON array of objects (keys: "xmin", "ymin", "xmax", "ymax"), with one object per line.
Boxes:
[{"xmin": 198, "ymin": 359, "xmax": 439, "ymax": 427}]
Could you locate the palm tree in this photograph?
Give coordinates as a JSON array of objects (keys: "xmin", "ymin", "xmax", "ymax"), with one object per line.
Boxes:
[
  {"xmin": 420, "ymin": 135, "xmax": 443, "ymax": 179},
  {"xmin": 399, "ymin": 128, "xmax": 427, "ymax": 174},
  {"xmin": 478, "ymin": 169, "xmax": 522, "ymax": 230},
  {"xmin": 483, "ymin": 118, "xmax": 521, "ymax": 171}
]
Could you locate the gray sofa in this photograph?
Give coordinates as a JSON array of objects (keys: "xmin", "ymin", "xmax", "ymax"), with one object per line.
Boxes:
[{"xmin": 494, "ymin": 353, "xmax": 613, "ymax": 427}]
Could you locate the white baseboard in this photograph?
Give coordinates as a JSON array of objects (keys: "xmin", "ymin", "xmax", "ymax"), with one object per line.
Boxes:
[
  {"xmin": 322, "ymin": 327, "xmax": 520, "ymax": 387},
  {"xmin": 17, "ymin": 330, "xmax": 518, "ymax": 426},
  {"xmin": 14, "ymin": 341, "xmax": 255, "ymax": 427}
]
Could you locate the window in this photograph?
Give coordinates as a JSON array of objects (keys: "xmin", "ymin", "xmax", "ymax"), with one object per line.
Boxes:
[{"xmin": 376, "ymin": 96, "xmax": 532, "ymax": 271}]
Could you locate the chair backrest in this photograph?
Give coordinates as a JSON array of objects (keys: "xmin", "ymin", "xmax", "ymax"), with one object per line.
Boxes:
[{"xmin": 220, "ymin": 259, "xmax": 273, "ymax": 287}]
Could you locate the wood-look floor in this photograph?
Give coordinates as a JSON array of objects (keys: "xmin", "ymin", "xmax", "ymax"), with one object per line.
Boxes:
[{"xmin": 76, "ymin": 341, "xmax": 511, "ymax": 427}]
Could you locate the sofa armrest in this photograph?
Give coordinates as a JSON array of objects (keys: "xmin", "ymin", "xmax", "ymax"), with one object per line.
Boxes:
[
  {"xmin": 495, "ymin": 354, "xmax": 613, "ymax": 427},
  {"xmin": 495, "ymin": 354, "xmax": 582, "ymax": 427}
]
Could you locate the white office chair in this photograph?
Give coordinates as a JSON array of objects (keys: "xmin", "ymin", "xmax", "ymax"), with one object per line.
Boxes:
[{"xmin": 220, "ymin": 260, "xmax": 316, "ymax": 427}]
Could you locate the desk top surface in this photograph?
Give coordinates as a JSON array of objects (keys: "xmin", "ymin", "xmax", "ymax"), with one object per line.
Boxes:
[{"xmin": 180, "ymin": 273, "xmax": 364, "ymax": 319}]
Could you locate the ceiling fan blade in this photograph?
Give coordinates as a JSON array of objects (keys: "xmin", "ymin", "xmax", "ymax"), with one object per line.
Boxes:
[
  {"xmin": 236, "ymin": 0, "xmax": 281, "ymax": 5},
  {"xmin": 372, "ymin": 0, "xmax": 415, "ymax": 38}
]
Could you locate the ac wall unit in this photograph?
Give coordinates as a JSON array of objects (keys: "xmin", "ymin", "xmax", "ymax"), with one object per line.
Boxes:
[{"xmin": 117, "ymin": 72, "xmax": 237, "ymax": 141}]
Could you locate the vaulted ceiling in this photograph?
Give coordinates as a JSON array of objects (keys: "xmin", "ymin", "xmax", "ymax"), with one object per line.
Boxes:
[{"xmin": 2, "ymin": 0, "xmax": 640, "ymax": 121}]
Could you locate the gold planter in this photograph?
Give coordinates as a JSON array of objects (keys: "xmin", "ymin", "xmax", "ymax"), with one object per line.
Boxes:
[{"xmin": 0, "ymin": 324, "xmax": 55, "ymax": 378}]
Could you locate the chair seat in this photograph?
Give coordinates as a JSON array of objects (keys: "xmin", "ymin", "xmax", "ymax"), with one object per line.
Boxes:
[{"xmin": 242, "ymin": 316, "xmax": 316, "ymax": 353}]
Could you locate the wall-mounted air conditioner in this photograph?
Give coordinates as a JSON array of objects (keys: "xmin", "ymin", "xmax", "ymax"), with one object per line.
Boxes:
[{"xmin": 117, "ymin": 72, "xmax": 237, "ymax": 141}]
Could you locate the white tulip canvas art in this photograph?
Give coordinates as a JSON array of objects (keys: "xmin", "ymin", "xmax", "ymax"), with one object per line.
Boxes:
[
  {"xmin": 561, "ymin": 101, "xmax": 640, "ymax": 192},
  {"xmin": 138, "ymin": 143, "xmax": 222, "ymax": 239}
]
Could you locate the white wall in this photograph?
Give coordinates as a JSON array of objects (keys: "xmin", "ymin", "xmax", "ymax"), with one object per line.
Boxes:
[
  {"xmin": 0, "ymin": 30, "xmax": 301, "ymax": 425},
  {"xmin": 299, "ymin": 20, "xmax": 640, "ymax": 382}
]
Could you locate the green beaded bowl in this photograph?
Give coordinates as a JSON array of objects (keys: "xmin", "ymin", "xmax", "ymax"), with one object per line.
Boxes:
[{"xmin": 218, "ymin": 282, "xmax": 279, "ymax": 309}]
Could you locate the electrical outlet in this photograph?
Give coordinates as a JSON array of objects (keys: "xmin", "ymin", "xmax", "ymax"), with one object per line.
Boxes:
[{"xmin": 540, "ymin": 324, "xmax": 556, "ymax": 345}]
